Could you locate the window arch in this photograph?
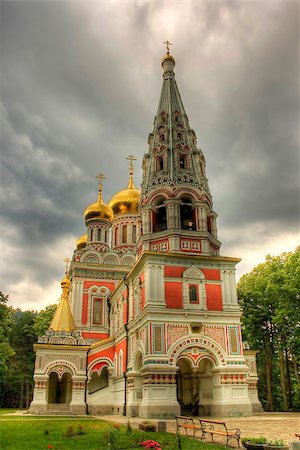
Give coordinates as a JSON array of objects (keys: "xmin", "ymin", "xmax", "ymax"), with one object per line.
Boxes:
[
  {"xmin": 177, "ymin": 132, "xmax": 183, "ymax": 141},
  {"xmin": 179, "ymin": 155, "xmax": 187, "ymax": 169},
  {"xmin": 159, "ymin": 134, "xmax": 165, "ymax": 142},
  {"xmin": 152, "ymin": 197, "xmax": 167, "ymax": 232},
  {"xmin": 180, "ymin": 196, "xmax": 195, "ymax": 230},
  {"xmin": 156, "ymin": 157, "xmax": 164, "ymax": 171}
]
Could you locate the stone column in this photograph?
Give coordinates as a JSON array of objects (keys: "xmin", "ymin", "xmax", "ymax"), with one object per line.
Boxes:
[
  {"xmin": 29, "ymin": 374, "xmax": 49, "ymax": 414},
  {"xmin": 165, "ymin": 200, "xmax": 181, "ymax": 229},
  {"xmin": 126, "ymin": 371, "xmax": 143, "ymax": 417},
  {"xmin": 70, "ymin": 376, "xmax": 87, "ymax": 415},
  {"xmin": 141, "ymin": 206, "xmax": 152, "ymax": 235},
  {"xmin": 139, "ymin": 367, "xmax": 180, "ymax": 419},
  {"xmin": 194, "ymin": 202, "xmax": 208, "ymax": 231}
]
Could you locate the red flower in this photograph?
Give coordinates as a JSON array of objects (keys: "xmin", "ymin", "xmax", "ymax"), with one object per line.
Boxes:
[{"xmin": 47, "ymin": 446, "xmax": 53, "ymax": 449}]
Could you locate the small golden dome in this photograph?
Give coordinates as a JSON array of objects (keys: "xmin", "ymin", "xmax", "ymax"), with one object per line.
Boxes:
[
  {"xmin": 76, "ymin": 233, "xmax": 87, "ymax": 250},
  {"xmin": 84, "ymin": 174, "xmax": 113, "ymax": 224},
  {"xmin": 162, "ymin": 53, "xmax": 175, "ymax": 65},
  {"xmin": 84, "ymin": 200, "xmax": 113, "ymax": 224},
  {"xmin": 109, "ymin": 180, "xmax": 141, "ymax": 216}
]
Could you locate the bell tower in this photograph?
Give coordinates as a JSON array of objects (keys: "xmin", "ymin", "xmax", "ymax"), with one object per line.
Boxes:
[{"xmin": 138, "ymin": 45, "xmax": 221, "ymax": 256}]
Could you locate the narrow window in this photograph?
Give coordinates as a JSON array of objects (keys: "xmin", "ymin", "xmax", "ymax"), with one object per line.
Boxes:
[
  {"xmin": 97, "ymin": 229, "xmax": 101, "ymax": 241},
  {"xmin": 156, "ymin": 157, "xmax": 164, "ymax": 171},
  {"xmin": 159, "ymin": 134, "xmax": 165, "ymax": 142},
  {"xmin": 122, "ymin": 225, "xmax": 127, "ymax": 244},
  {"xmin": 189, "ymin": 285, "xmax": 198, "ymax": 303},
  {"xmin": 90, "ymin": 229, "xmax": 94, "ymax": 241},
  {"xmin": 132, "ymin": 225, "xmax": 137, "ymax": 243},
  {"xmin": 179, "ymin": 155, "xmax": 186, "ymax": 169},
  {"xmin": 177, "ymin": 132, "xmax": 183, "ymax": 140},
  {"xmin": 114, "ymin": 227, "xmax": 118, "ymax": 246},
  {"xmin": 93, "ymin": 298, "xmax": 103, "ymax": 324},
  {"xmin": 104, "ymin": 229, "xmax": 108, "ymax": 242}
]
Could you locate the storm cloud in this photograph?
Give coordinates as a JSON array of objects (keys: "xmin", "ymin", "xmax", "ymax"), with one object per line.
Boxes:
[{"xmin": 0, "ymin": 1, "xmax": 299, "ymax": 310}]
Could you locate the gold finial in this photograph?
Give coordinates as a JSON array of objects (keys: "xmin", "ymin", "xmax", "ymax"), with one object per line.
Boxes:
[
  {"xmin": 163, "ymin": 40, "xmax": 172, "ymax": 54},
  {"xmin": 126, "ymin": 154, "xmax": 137, "ymax": 189},
  {"xmin": 96, "ymin": 172, "xmax": 106, "ymax": 201},
  {"xmin": 64, "ymin": 257, "xmax": 71, "ymax": 275}
]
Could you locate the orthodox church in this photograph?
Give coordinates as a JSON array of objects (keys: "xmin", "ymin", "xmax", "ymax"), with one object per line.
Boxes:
[{"xmin": 30, "ymin": 47, "xmax": 261, "ymax": 418}]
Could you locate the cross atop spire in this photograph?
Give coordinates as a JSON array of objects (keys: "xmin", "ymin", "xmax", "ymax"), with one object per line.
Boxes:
[
  {"xmin": 64, "ymin": 257, "xmax": 71, "ymax": 275},
  {"xmin": 163, "ymin": 40, "xmax": 172, "ymax": 54},
  {"xmin": 126, "ymin": 154, "xmax": 137, "ymax": 189},
  {"xmin": 96, "ymin": 172, "xmax": 106, "ymax": 201}
]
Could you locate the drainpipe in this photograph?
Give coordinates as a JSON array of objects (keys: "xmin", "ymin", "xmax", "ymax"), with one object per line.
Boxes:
[{"xmin": 123, "ymin": 278, "xmax": 129, "ymax": 416}]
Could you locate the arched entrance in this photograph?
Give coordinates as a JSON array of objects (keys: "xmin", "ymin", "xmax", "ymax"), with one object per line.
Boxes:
[
  {"xmin": 176, "ymin": 356, "xmax": 214, "ymax": 416},
  {"xmin": 48, "ymin": 371, "xmax": 72, "ymax": 404}
]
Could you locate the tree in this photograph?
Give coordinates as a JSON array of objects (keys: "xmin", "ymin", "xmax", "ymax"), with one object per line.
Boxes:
[
  {"xmin": 33, "ymin": 304, "xmax": 56, "ymax": 337},
  {"xmin": 238, "ymin": 247, "xmax": 300, "ymax": 411},
  {"xmin": 0, "ymin": 292, "xmax": 15, "ymax": 407}
]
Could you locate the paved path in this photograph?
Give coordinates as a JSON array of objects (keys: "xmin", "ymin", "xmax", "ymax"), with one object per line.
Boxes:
[{"xmin": 96, "ymin": 412, "xmax": 300, "ymax": 445}]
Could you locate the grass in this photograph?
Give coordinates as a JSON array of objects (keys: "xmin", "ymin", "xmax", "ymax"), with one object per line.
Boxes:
[
  {"xmin": 0, "ymin": 416, "xmax": 226, "ymax": 450},
  {"xmin": 0, "ymin": 409, "xmax": 17, "ymax": 416}
]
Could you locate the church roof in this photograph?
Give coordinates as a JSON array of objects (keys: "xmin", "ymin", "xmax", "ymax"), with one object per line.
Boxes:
[{"xmin": 50, "ymin": 273, "xmax": 76, "ymax": 333}]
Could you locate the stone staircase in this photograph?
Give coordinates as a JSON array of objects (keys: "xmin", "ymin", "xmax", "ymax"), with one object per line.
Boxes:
[{"xmin": 43, "ymin": 403, "xmax": 77, "ymax": 416}]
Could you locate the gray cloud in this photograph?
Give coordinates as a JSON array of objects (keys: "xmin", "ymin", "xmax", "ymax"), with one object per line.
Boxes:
[{"xmin": 0, "ymin": 0, "xmax": 299, "ymax": 309}]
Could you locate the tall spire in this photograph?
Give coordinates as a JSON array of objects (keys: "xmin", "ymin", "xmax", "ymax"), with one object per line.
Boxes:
[
  {"xmin": 141, "ymin": 46, "xmax": 210, "ymax": 199},
  {"xmin": 50, "ymin": 261, "xmax": 76, "ymax": 333},
  {"xmin": 139, "ymin": 48, "xmax": 220, "ymax": 257}
]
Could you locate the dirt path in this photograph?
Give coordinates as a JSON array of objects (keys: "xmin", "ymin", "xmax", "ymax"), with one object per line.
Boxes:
[{"xmin": 98, "ymin": 412, "xmax": 300, "ymax": 444}]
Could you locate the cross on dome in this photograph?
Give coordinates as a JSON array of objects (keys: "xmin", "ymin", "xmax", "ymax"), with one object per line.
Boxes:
[
  {"xmin": 126, "ymin": 154, "xmax": 137, "ymax": 188},
  {"xmin": 64, "ymin": 257, "xmax": 71, "ymax": 275},
  {"xmin": 96, "ymin": 172, "xmax": 106, "ymax": 201},
  {"xmin": 163, "ymin": 40, "xmax": 172, "ymax": 54}
]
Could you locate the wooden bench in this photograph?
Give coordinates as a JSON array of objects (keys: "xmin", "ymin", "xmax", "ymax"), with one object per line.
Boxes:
[
  {"xmin": 175, "ymin": 416, "xmax": 201, "ymax": 438},
  {"xmin": 199, "ymin": 419, "xmax": 241, "ymax": 447}
]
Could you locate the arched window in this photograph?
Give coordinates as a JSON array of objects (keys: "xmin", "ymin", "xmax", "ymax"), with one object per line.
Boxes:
[
  {"xmin": 97, "ymin": 229, "xmax": 101, "ymax": 241},
  {"xmin": 189, "ymin": 285, "xmax": 198, "ymax": 303},
  {"xmin": 132, "ymin": 225, "xmax": 137, "ymax": 243},
  {"xmin": 179, "ymin": 155, "xmax": 186, "ymax": 169},
  {"xmin": 153, "ymin": 205, "xmax": 167, "ymax": 232},
  {"xmin": 90, "ymin": 229, "xmax": 94, "ymax": 241},
  {"xmin": 156, "ymin": 157, "xmax": 164, "ymax": 171},
  {"xmin": 180, "ymin": 197, "xmax": 195, "ymax": 230},
  {"xmin": 122, "ymin": 225, "xmax": 127, "ymax": 243},
  {"xmin": 92, "ymin": 298, "xmax": 103, "ymax": 324},
  {"xmin": 114, "ymin": 227, "xmax": 118, "ymax": 246},
  {"xmin": 86, "ymin": 256, "xmax": 97, "ymax": 263},
  {"xmin": 159, "ymin": 134, "xmax": 165, "ymax": 142},
  {"xmin": 177, "ymin": 132, "xmax": 183, "ymax": 140}
]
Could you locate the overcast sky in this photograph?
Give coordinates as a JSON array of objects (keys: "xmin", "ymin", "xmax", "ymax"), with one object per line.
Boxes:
[{"xmin": 1, "ymin": 0, "xmax": 299, "ymax": 311}]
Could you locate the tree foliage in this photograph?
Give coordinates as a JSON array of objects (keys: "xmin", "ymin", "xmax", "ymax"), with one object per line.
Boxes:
[
  {"xmin": 0, "ymin": 300, "xmax": 56, "ymax": 408},
  {"xmin": 238, "ymin": 246, "xmax": 300, "ymax": 411}
]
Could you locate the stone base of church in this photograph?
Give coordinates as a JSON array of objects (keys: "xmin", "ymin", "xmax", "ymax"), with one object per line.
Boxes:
[
  {"xmin": 88, "ymin": 404, "xmax": 113, "ymax": 415},
  {"xmin": 210, "ymin": 402, "xmax": 252, "ymax": 417},
  {"xmin": 139, "ymin": 403, "xmax": 181, "ymax": 419},
  {"xmin": 251, "ymin": 400, "xmax": 264, "ymax": 413}
]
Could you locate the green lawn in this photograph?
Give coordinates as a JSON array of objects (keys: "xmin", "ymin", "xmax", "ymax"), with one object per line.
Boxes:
[
  {"xmin": 0, "ymin": 409, "xmax": 17, "ymax": 416},
  {"xmin": 0, "ymin": 416, "xmax": 226, "ymax": 450}
]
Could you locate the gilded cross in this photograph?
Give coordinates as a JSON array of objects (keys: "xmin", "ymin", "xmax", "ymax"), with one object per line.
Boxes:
[
  {"xmin": 96, "ymin": 172, "xmax": 106, "ymax": 200},
  {"xmin": 126, "ymin": 155, "xmax": 137, "ymax": 188},
  {"xmin": 64, "ymin": 257, "xmax": 71, "ymax": 275},
  {"xmin": 163, "ymin": 40, "xmax": 172, "ymax": 54}
]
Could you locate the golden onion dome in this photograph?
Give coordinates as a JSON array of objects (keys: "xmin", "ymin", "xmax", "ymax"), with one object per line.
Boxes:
[
  {"xmin": 84, "ymin": 200, "xmax": 113, "ymax": 224},
  {"xmin": 76, "ymin": 233, "xmax": 87, "ymax": 250},
  {"xmin": 109, "ymin": 179, "xmax": 141, "ymax": 216},
  {"xmin": 84, "ymin": 175, "xmax": 113, "ymax": 224},
  {"xmin": 162, "ymin": 52, "xmax": 175, "ymax": 65}
]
